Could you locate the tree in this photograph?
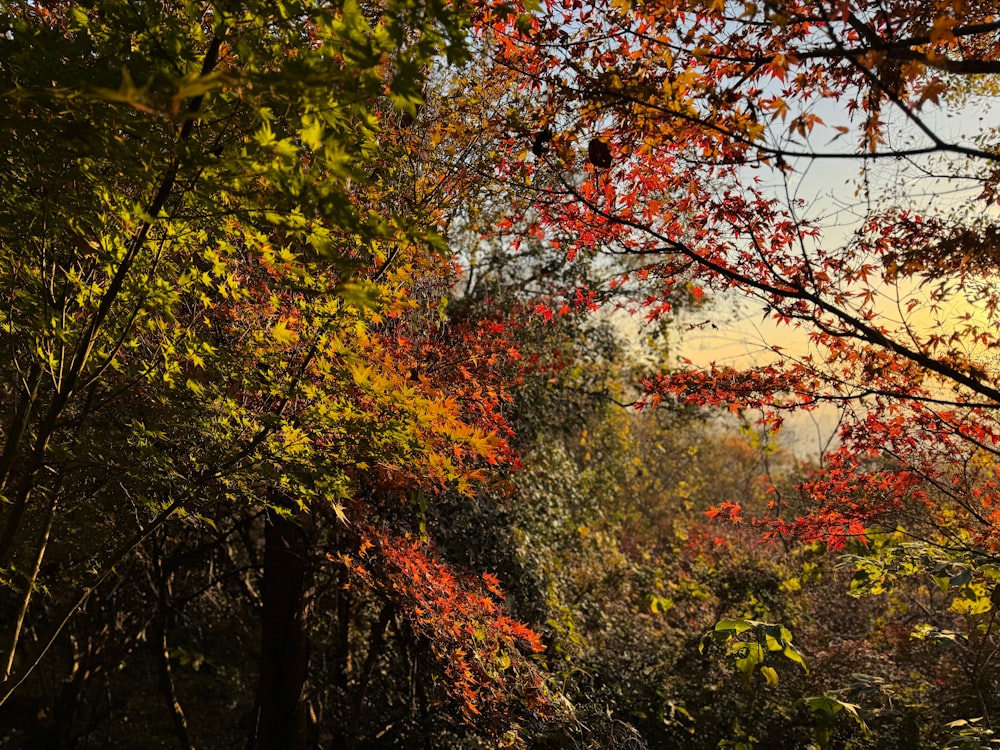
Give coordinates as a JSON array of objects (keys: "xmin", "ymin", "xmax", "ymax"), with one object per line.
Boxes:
[
  {"xmin": 477, "ymin": 0, "xmax": 1000, "ymax": 580},
  {"xmin": 472, "ymin": 0, "xmax": 1000, "ymax": 738},
  {"xmin": 0, "ymin": 2, "xmax": 565, "ymax": 747},
  {"xmin": 480, "ymin": 0, "xmax": 1000, "ymax": 522}
]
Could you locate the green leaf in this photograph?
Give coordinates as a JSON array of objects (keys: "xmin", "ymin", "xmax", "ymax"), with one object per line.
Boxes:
[
  {"xmin": 732, "ymin": 642, "xmax": 764, "ymax": 676},
  {"xmin": 781, "ymin": 642, "xmax": 809, "ymax": 673},
  {"xmin": 804, "ymin": 694, "xmax": 870, "ymax": 739},
  {"xmin": 337, "ymin": 280, "xmax": 381, "ymax": 310},
  {"xmin": 300, "ymin": 117, "xmax": 325, "ymax": 151},
  {"xmin": 715, "ymin": 617, "xmax": 755, "ymax": 634}
]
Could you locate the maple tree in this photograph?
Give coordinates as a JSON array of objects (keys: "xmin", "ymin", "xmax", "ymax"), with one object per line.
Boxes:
[
  {"xmin": 464, "ymin": 0, "xmax": 1000, "ymax": 742},
  {"xmin": 480, "ymin": 1, "xmax": 1000, "ymax": 567},
  {"xmin": 0, "ymin": 1, "xmax": 565, "ymax": 747}
]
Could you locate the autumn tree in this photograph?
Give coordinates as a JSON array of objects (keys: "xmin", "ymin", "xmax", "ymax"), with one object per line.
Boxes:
[
  {"xmin": 480, "ymin": 0, "xmax": 1000, "ymax": 517},
  {"xmin": 0, "ymin": 1, "xmax": 570, "ymax": 747},
  {"xmin": 463, "ymin": 0, "xmax": 1000, "ymax": 739}
]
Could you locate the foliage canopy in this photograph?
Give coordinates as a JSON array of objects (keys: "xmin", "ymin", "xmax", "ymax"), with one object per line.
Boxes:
[{"xmin": 3, "ymin": 0, "xmax": 1000, "ymax": 747}]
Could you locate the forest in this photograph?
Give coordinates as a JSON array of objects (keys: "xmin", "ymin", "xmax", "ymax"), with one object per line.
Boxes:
[{"xmin": 0, "ymin": 0, "xmax": 999, "ymax": 748}]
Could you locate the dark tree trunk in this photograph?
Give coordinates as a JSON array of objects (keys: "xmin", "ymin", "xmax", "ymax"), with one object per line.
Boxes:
[{"xmin": 252, "ymin": 507, "xmax": 312, "ymax": 750}]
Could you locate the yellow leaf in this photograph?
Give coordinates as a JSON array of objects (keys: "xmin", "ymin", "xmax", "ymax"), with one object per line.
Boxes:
[{"xmin": 271, "ymin": 319, "xmax": 299, "ymax": 345}]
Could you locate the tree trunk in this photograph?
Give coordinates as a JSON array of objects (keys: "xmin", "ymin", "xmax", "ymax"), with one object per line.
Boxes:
[{"xmin": 252, "ymin": 507, "xmax": 312, "ymax": 750}]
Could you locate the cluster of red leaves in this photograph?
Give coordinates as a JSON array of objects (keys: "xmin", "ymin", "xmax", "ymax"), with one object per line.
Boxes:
[
  {"xmin": 382, "ymin": 315, "xmax": 522, "ymax": 465},
  {"xmin": 642, "ymin": 346, "xmax": 1000, "ymax": 546},
  {"xmin": 335, "ymin": 527, "xmax": 557, "ymax": 739},
  {"xmin": 641, "ymin": 365, "xmax": 814, "ymax": 414},
  {"xmin": 767, "ymin": 449, "xmax": 926, "ymax": 549}
]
